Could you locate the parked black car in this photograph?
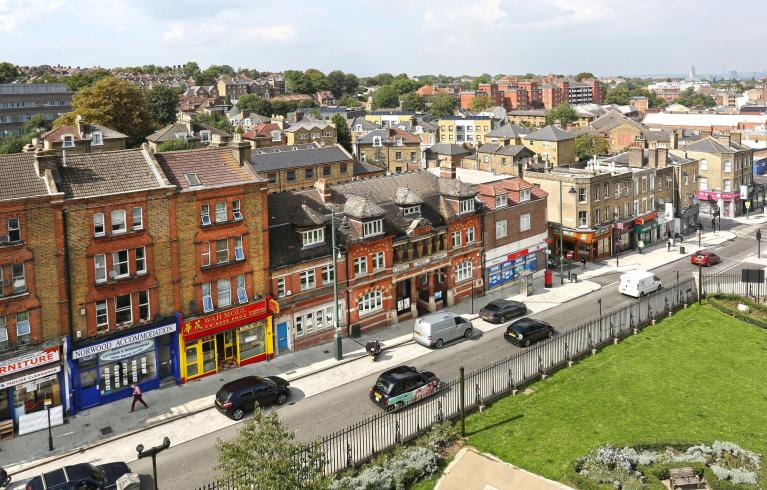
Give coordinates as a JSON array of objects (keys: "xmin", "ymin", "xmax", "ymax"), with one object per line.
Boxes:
[
  {"xmin": 479, "ymin": 299, "xmax": 527, "ymax": 323},
  {"xmin": 25, "ymin": 462, "xmax": 131, "ymax": 490},
  {"xmin": 1, "ymin": 466, "xmax": 9, "ymax": 488},
  {"xmin": 369, "ymin": 366, "xmax": 440, "ymax": 412},
  {"xmin": 504, "ymin": 318, "xmax": 555, "ymax": 347},
  {"xmin": 547, "ymin": 254, "xmax": 561, "ymax": 269},
  {"xmin": 215, "ymin": 376, "xmax": 291, "ymax": 420}
]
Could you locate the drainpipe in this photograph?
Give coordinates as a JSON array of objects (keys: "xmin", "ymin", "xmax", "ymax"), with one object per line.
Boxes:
[{"xmin": 62, "ymin": 208, "xmax": 76, "ymax": 415}]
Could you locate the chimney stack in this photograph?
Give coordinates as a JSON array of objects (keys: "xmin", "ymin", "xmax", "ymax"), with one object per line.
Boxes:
[
  {"xmin": 669, "ymin": 130, "xmax": 678, "ymax": 149},
  {"xmin": 34, "ymin": 152, "xmax": 59, "ymax": 178},
  {"xmin": 439, "ymin": 156, "xmax": 457, "ymax": 180},
  {"xmin": 314, "ymin": 179, "xmax": 332, "ymax": 203},
  {"xmin": 656, "ymin": 147, "xmax": 668, "ymax": 167},
  {"xmin": 716, "ymin": 133, "xmax": 731, "ymax": 147},
  {"xmin": 629, "ymin": 147, "xmax": 644, "ymax": 168},
  {"xmin": 647, "ymin": 148, "xmax": 657, "ymax": 168},
  {"xmin": 729, "ymin": 131, "xmax": 742, "ymax": 146},
  {"xmin": 229, "ymin": 135, "xmax": 252, "ymax": 166}
]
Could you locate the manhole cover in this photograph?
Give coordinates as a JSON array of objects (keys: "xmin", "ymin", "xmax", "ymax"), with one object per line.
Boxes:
[
  {"xmin": 83, "ymin": 423, "xmax": 90, "ymax": 428},
  {"xmin": 100, "ymin": 426, "xmax": 113, "ymax": 436}
]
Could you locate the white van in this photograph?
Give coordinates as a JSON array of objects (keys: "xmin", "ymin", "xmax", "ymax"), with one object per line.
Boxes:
[
  {"xmin": 413, "ymin": 312, "xmax": 473, "ymax": 349},
  {"xmin": 619, "ymin": 271, "xmax": 662, "ymax": 298}
]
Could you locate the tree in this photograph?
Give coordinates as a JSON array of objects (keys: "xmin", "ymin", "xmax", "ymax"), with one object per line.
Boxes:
[
  {"xmin": 216, "ymin": 408, "xmax": 326, "ymax": 490},
  {"xmin": 429, "ymin": 94, "xmax": 456, "ymax": 117},
  {"xmin": 193, "ymin": 113, "xmax": 233, "ymax": 133},
  {"xmin": 469, "ymin": 73, "xmax": 492, "ymax": 90},
  {"xmin": 371, "ymin": 85, "xmax": 399, "ymax": 110},
  {"xmin": 64, "ymin": 69, "xmax": 111, "ymax": 91},
  {"xmin": 546, "ymin": 103, "xmax": 578, "ymax": 126},
  {"xmin": 146, "ymin": 86, "xmax": 179, "ymax": 126},
  {"xmin": 0, "ymin": 135, "xmax": 29, "ymax": 154},
  {"xmin": 370, "ymin": 73, "xmax": 394, "ymax": 87},
  {"xmin": 182, "ymin": 61, "xmax": 201, "ymax": 79},
  {"xmin": 575, "ymin": 133, "xmax": 609, "ymax": 161},
  {"xmin": 54, "ymin": 77, "xmax": 154, "ymax": 147},
  {"xmin": 331, "ymin": 113, "xmax": 351, "ymax": 152},
  {"xmin": 391, "ymin": 75, "xmax": 420, "ymax": 96},
  {"xmin": 284, "ymin": 70, "xmax": 314, "ymax": 94},
  {"xmin": 237, "ymin": 94, "xmax": 273, "ymax": 116},
  {"xmin": 344, "ymin": 73, "xmax": 359, "ymax": 95},
  {"xmin": 470, "ymin": 93, "xmax": 492, "ymax": 111},
  {"xmin": 305, "ymin": 69, "xmax": 329, "ymax": 92},
  {"xmin": 575, "ymin": 72, "xmax": 595, "ymax": 81},
  {"xmin": 0, "ymin": 62, "xmax": 19, "ymax": 83},
  {"xmin": 400, "ymin": 92, "xmax": 426, "ymax": 112},
  {"xmin": 337, "ymin": 95, "xmax": 362, "ymax": 107},
  {"xmin": 327, "ymin": 70, "xmax": 347, "ymax": 98},
  {"xmin": 675, "ymin": 87, "xmax": 716, "ymax": 108},
  {"xmin": 156, "ymin": 139, "xmax": 193, "ymax": 152},
  {"xmin": 22, "ymin": 114, "xmax": 50, "ymax": 134}
]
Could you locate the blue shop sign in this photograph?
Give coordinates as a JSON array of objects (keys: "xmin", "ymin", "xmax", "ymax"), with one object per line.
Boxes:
[{"xmin": 488, "ymin": 253, "xmax": 538, "ymax": 289}]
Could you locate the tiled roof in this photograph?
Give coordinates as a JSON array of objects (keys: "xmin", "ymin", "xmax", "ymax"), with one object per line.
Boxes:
[
  {"xmin": 684, "ymin": 137, "xmax": 741, "ymax": 154},
  {"xmin": 428, "ymin": 143, "xmax": 470, "ymax": 156},
  {"xmin": 146, "ymin": 122, "xmax": 230, "ymax": 143},
  {"xmin": 477, "ymin": 143, "xmax": 534, "ymax": 158},
  {"xmin": 154, "ymin": 147, "xmax": 259, "ymax": 191},
  {"xmin": 41, "ymin": 125, "xmax": 84, "ymax": 141},
  {"xmin": 0, "ymin": 153, "xmax": 51, "ymax": 201},
  {"xmin": 476, "ymin": 177, "xmax": 547, "ymax": 209},
  {"xmin": 249, "ymin": 143, "xmax": 352, "ymax": 172},
  {"xmin": 56, "ymin": 148, "xmax": 168, "ymax": 199},
  {"xmin": 357, "ymin": 127, "xmax": 420, "ymax": 145},
  {"xmin": 486, "ymin": 124, "xmax": 527, "ymax": 139},
  {"xmin": 284, "ymin": 120, "xmax": 334, "ymax": 132},
  {"xmin": 524, "ymin": 125, "xmax": 576, "ymax": 142},
  {"xmin": 243, "ymin": 123, "xmax": 282, "ymax": 140}
]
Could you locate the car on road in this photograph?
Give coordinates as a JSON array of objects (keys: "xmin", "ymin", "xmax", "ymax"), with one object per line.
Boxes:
[
  {"xmin": 479, "ymin": 299, "xmax": 527, "ymax": 323},
  {"xmin": 215, "ymin": 375, "xmax": 291, "ymax": 420},
  {"xmin": 25, "ymin": 462, "xmax": 131, "ymax": 490},
  {"xmin": 369, "ymin": 366, "xmax": 440, "ymax": 412},
  {"xmin": 546, "ymin": 254, "xmax": 561, "ymax": 269},
  {"xmin": 691, "ymin": 250, "xmax": 721, "ymax": 267},
  {"xmin": 503, "ymin": 318, "xmax": 555, "ymax": 347},
  {"xmin": 413, "ymin": 312, "xmax": 473, "ymax": 349},
  {"xmin": 618, "ymin": 270, "xmax": 662, "ymax": 298}
]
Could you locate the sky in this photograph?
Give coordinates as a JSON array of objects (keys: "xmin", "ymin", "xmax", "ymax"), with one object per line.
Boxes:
[{"xmin": 1, "ymin": 0, "xmax": 765, "ymax": 77}]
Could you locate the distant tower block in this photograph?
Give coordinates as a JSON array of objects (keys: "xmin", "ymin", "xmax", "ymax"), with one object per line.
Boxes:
[{"xmin": 689, "ymin": 65, "xmax": 696, "ymax": 80}]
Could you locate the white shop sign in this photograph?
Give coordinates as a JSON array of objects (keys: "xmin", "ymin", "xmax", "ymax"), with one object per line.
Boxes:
[
  {"xmin": 0, "ymin": 348, "xmax": 60, "ymax": 377},
  {"xmin": 98, "ymin": 339, "xmax": 155, "ymax": 362},
  {"xmin": 18, "ymin": 405, "xmax": 64, "ymax": 436},
  {"xmin": 72, "ymin": 323, "xmax": 176, "ymax": 359},
  {"xmin": 0, "ymin": 365, "xmax": 61, "ymax": 389}
]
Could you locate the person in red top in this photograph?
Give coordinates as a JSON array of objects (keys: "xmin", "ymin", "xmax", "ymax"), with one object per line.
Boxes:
[{"xmin": 130, "ymin": 383, "xmax": 148, "ymax": 412}]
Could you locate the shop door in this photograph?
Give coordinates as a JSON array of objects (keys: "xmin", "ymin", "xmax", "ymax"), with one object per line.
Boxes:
[
  {"xmin": 222, "ymin": 330, "xmax": 236, "ymax": 360},
  {"xmin": 201, "ymin": 338, "xmax": 217, "ymax": 374},
  {"xmin": 276, "ymin": 322, "xmax": 289, "ymax": 351},
  {"xmin": 75, "ymin": 357, "xmax": 100, "ymax": 410},
  {"xmin": 157, "ymin": 334, "xmax": 173, "ymax": 380}
]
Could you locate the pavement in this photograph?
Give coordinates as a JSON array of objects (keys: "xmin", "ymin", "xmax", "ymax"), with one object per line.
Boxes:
[{"xmin": 0, "ymin": 224, "xmax": 741, "ymax": 485}]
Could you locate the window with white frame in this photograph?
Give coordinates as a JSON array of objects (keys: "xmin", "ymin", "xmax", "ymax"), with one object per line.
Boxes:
[
  {"xmin": 215, "ymin": 202, "xmax": 227, "ymax": 223},
  {"xmin": 372, "ymin": 251, "xmax": 385, "ymax": 271},
  {"xmin": 200, "ymin": 130, "xmax": 211, "ymax": 144},
  {"xmin": 139, "ymin": 290, "xmax": 150, "ymax": 321},
  {"xmin": 578, "ymin": 211, "xmax": 588, "ymax": 227},
  {"xmin": 603, "ymin": 183, "xmax": 609, "ymax": 199},
  {"xmin": 650, "ymin": 175, "xmax": 655, "ymax": 190},
  {"xmin": 92, "ymin": 132, "xmax": 103, "ymax": 146},
  {"xmin": 95, "ymin": 254, "xmax": 107, "ymax": 283},
  {"xmin": 495, "ymin": 194, "xmax": 508, "ymax": 208},
  {"xmin": 354, "ymin": 256, "xmax": 368, "ymax": 276},
  {"xmin": 0, "ymin": 316, "xmax": 6, "ymax": 351},
  {"xmin": 460, "ymin": 199, "xmax": 475, "ymax": 214},
  {"xmin": 302, "ymin": 228, "xmax": 324, "ymax": 247},
  {"xmin": 7, "ymin": 217, "xmax": 20, "ymax": 242},
  {"xmin": 15, "ymin": 311, "xmax": 30, "ymax": 345},
  {"xmin": 594, "ymin": 208, "xmax": 600, "ymax": 224},
  {"xmin": 357, "ymin": 290, "xmax": 383, "ymax": 315},
  {"xmin": 201, "ymin": 242, "xmax": 211, "ymax": 266},
  {"xmin": 202, "ymin": 282, "xmax": 214, "ymax": 312},
  {"xmin": 236, "ymin": 275, "xmax": 248, "ymax": 304},
  {"xmin": 496, "ymin": 220, "xmax": 508, "ymax": 239},
  {"xmin": 700, "ymin": 159, "xmax": 708, "ymax": 171},
  {"xmin": 232, "ymin": 200, "xmax": 243, "ymax": 221},
  {"xmin": 633, "ymin": 178, "xmax": 639, "ymax": 195},
  {"xmin": 300, "ymin": 269, "xmax": 316, "ymax": 290},
  {"xmin": 699, "ymin": 177, "xmax": 707, "ymax": 191},
  {"xmin": 633, "ymin": 200, "xmax": 639, "ymax": 216},
  {"xmin": 112, "ymin": 250, "xmax": 129, "ymax": 278},
  {"xmin": 321, "ymin": 264, "xmax": 334, "ymax": 285},
  {"xmin": 111, "ymin": 209, "xmax": 126, "ymax": 234},
  {"xmin": 578, "ymin": 187, "xmax": 587, "ymax": 202},
  {"xmin": 201, "ymin": 204, "xmax": 211, "ymax": 226},
  {"xmin": 132, "ymin": 207, "xmax": 143, "ymax": 230},
  {"xmin": 624, "ymin": 180, "xmax": 629, "ymax": 195},
  {"xmin": 216, "ymin": 239, "xmax": 229, "ymax": 264},
  {"xmin": 372, "ymin": 136, "xmax": 382, "ymax": 147},
  {"xmin": 724, "ymin": 160, "xmax": 732, "ymax": 173},
  {"xmin": 624, "ymin": 202, "xmax": 629, "ymax": 217},
  {"xmin": 217, "ymin": 278, "xmax": 232, "ymax": 307},
  {"xmin": 454, "ymin": 260, "xmax": 473, "ymax": 283},
  {"xmin": 115, "ymin": 294, "xmax": 132, "ymax": 325},
  {"xmin": 683, "ymin": 172, "xmax": 689, "ymax": 185},
  {"xmin": 93, "ymin": 213, "xmax": 105, "ymax": 237},
  {"xmin": 95, "ymin": 300, "xmax": 108, "ymax": 330},
  {"xmin": 62, "ymin": 135, "xmax": 74, "ymax": 148},
  {"xmin": 724, "ymin": 179, "xmax": 731, "ymax": 192},
  {"xmin": 466, "ymin": 227, "xmax": 475, "ymax": 243},
  {"xmin": 363, "ymin": 219, "xmax": 383, "ymax": 237},
  {"xmin": 234, "ymin": 236, "xmax": 245, "ymax": 261},
  {"xmin": 403, "ymin": 206, "xmax": 421, "ymax": 217},
  {"xmin": 615, "ymin": 183, "xmax": 620, "ymax": 198},
  {"xmin": 452, "ymin": 230, "xmax": 462, "ymax": 247},
  {"xmin": 135, "ymin": 246, "xmax": 146, "ymax": 274},
  {"xmin": 271, "ymin": 130, "xmax": 281, "ymax": 142},
  {"xmin": 520, "ymin": 213, "xmax": 531, "ymax": 231},
  {"xmin": 10, "ymin": 263, "xmax": 24, "ymax": 293},
  {"xmin": 276, "ymin": 277, "xmax": 286, "ymax": 298},
  {"xmin": 594, "ymin": 185, "xmax": 600, "ymax": 201}
]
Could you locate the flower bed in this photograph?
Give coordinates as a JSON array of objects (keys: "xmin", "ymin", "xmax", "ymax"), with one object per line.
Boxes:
[{"xmin": 707, "ymin": 294, "xmax": 767, "ymax": 329}]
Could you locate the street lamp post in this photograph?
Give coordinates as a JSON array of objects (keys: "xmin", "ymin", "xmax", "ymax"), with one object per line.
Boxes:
[
  {"xmin": 331, "ymin": 211, "xmax": 343, "ymax": 361},
  {"xmin": 614, "ymin": 213, "xmax": 620, "ymax": 268},
  {"xmin": 597, "ymin": 298, "xmax": 602, "ymax": 322},
  {"xmin": 44, "ymin": 399, "xmax": 53, "ymax": 452},
  {"xmin": 559, "ymin": 180, "xmax": 564, "ymax": 285},
  {"xmin": 757, "ymin": 229, "xmax": 762, "ymax": 259},
  {"xmin": 136, "ymin": 437, "xmax": 171, "ymax": 490}
]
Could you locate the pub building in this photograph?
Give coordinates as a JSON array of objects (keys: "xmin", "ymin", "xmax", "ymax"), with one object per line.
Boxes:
[
  {"xmin": 0, "ymin": 341, "xmax": 67, "ymax": 435},
  {"xmin": 67, "ymin": 317, "xmax": 180, "ymax": 413},
  {"xmin": 179, "ymin": 298, "xmax": 277, "ymax": 382}
]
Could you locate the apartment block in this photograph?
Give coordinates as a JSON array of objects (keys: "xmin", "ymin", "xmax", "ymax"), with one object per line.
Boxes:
[{"xmin": 0, "ymin": 83, "xmax": 73, "ymax": 137}]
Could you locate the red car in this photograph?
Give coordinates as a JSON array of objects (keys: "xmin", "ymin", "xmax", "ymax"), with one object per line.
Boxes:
[{"xmin": 691, "ymin": 250, "xmax": 720, "ymax": 266}]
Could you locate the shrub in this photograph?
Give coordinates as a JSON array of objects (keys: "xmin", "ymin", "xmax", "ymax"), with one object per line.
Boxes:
[
  {"xmin": 330, "ymin": 446, "xmax": 439, "ymax": 490},
  {"xmin": 423, "ymin": 421, "xmax": 460, "ymax": 453},
  {"xmin": 707, "ymin": 295, "xmax": 767, "ymax": 330}
]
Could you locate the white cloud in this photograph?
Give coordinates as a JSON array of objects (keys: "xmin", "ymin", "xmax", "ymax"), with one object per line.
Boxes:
[
  {"xmin": 0, "ymin": 0, "xmax": 63, "ymax": 33},
  {"xmin": 161, "ymin": 22, "xmax": 186, "ymax": 41},
  {"xmin": 246, "ymin": 24, "xmax": 296, "ymax": 42}
]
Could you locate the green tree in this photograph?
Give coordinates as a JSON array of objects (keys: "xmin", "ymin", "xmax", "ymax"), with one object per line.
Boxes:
[
  {"xmin": 22, "ymin": 114, "xmax": 50, "ymax": 134},
  {"xmin": 369, "ymin": 73, "xmax": 394, "ymax": 87},
  {"xmin": 327, "ymin": 70, "xmax": 347, "ymax": 98},
  {"xmin": 0, "ymin": 62, "xmax": 19, "ymax": 83},
  {"xmin": 64, "ymin": 69, "xmax": 111, "ymax": 92},
  {"xmin": 391, "ymin": 75, "xmax": 420, "ymax": 96},
  {"xmin": 429, "ymin": 94, "xmax": 456, "ymax": 117},
  {"xmin": 400, "ymin": 92, "xmax": 426, "ymax": 112},
  {"xmin": 182, "ymin": 61, "xmax": 201, "ymax": 78},
  {"xmin": 470, "ymin": 93, "xmax": 492, "ymax": 111},
  {"xmin": 193, "ymin": 113, "xmax": 233, "ymax": 133},
  {"xmin": 371, "ymin": 85, "xmax": 399, "ymax": 110},
  {"xmin": 305, "ymin": 68, "xmax": 329, "ymax": 92},
  {"xmin": 337, "ymin": 95, "xmax": 362, "ymax": 107},
  {"xmin": 331, "ymin": 113, "xmax": 351, "ymax": 152},
  {"xmin": 54, "ymin": 77, "xmax": 154, "ymax": 147},
  {"xmin": 675, "ymin": 87, "xmax": 716, "ymax": 108},
  {"xmin": 216, "ymin": 408, "xmax": 326, "ymax": 490},
  {"xmin": 237, "ymin": 94, "xmax": 273, "ymax": 116},
  {"xmin": 545, "ymin": 103, "xmax": 578, "ymax": 126},
  {"xmin": 575, "ymin": 72, "xmax": 595, "ymax": 81},
  {"xmin": 284, "ymin": 70, "xmax": 314, "ymax": 94},
  {"xmin": 0, "ymin": 135, "xmax": 29, "ymax": 154},
  {"xmin": 575, "ymin": 133, "xmax": 609, "ymax": 161},
  {"xmin": 156, "ymin": 139, "xmax": 193, "ymax": 152},
  {"xmin": 469, "ymin": 73, "xmax": 492, "ymax": 90},
  {"xmin": 145, "ymin": 86, "xmax": 179, "ymax": 126},
  {"xmin": 344, "ymin": 73, "xmax": 360, "ymax": 95}
]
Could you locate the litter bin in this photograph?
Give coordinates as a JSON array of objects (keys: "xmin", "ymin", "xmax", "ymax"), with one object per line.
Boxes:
[
  {"xmin": 679, "ymin": 246, "xmax": 685, "ymax": 254},
  {"xmin": 349, "ymin": 323, "xmax": 361, "ymax": 339},
  {"xmin": 571, "ymin": 273, "xmax": 578, "ymax": 283},
  {"xmin": 544, "ymin": 269, "xmax": 553, "ymax": 288}
]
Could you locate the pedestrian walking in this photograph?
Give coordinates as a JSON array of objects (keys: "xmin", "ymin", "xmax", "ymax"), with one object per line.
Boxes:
[
  {"xmin": 667, "ymin": 238, "xmax": 672, "ymax": 251},
  {"xmin": 580, "ymin": 257, "xmax": 586, "ymax": 269},
  {"xmin": 130, "ymin": 383, "xmax": 148, "ymax": 412}
]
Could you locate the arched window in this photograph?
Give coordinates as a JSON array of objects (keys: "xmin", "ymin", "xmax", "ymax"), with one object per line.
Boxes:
[
  {"xmin": 454, "ymin": 260, "xmax": 473, "ymax": 283},
  {"xmin": 358, "ymin": 290, "xmax": 383, "ymax": 315},
  {"xmin": 373, "ymin": 136, "xmax": 383, "ymax": 147}
]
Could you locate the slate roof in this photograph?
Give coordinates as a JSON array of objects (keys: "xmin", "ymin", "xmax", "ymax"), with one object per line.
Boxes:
[
  {"xmin": 524, "ymin": 125, "xmax": 576, "ymax": 142},
  {"xmin": 683, "ymin": 137, "xmax": 743, "ymax": 154},
  {"xmin": 477, "ymin": 143, "xmax": 534, "ymax": 158},
  {"xmin": 509, "ymin": 110, "xmax": 547, "ymax": 117},
  {"xmin": 603, "ymin": 149, "xmax": 693, "ymax": 166},
  {"xmin": 486, "ymin": 124, "xmax": 527, "ymax": 139},
  {"xmin": 343, "ymin": 195, "xmax": 386, "ymax": 219},
  {"xmin": 357, "ymin": 128, "xmax": 420, "ymax": 145},
  {"xmin": 154, "ymin": 147, "xmax": 259, "ymax": 191},
  {"xmin": 56, "ymin": 148, "xmax": 169, "ymax": 199},
  {"xmin": 0, "ymin": 153, "xmax": 51, "ymax": 201},
  {"xmin": 348, "ymin": 117, "xmax": 380, "ymax": 131},
  {"xmin": 353, "ymin": 160, "xmax": 385, "ymax": 176},
  {"xmin": 146, "ymin": 122, "xmax": 230, "ymax": 143},
  {"xmin": 394, "ymin": 187, "xmax": 424, "ymax": 206},
  {"xmin": 428, "ymin": 143, "xmax": 471, "ymax": 156},
  {"xmin": 284, "ymin": 120, "xmax": 334, "ymax": 132},
  {"xmin": 249, "ymin": 143, "xmax": 352, "ymax": 172}
]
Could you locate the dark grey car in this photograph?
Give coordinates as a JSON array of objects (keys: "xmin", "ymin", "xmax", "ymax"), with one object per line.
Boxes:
[{"xmin": 480, "ymin": 299, "xmax": 527, "ymax": 323}]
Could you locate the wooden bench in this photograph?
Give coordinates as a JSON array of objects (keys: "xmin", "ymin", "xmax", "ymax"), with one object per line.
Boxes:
[
  {"xmin": 670, "ymin": 467, "xmax": 702, "ymax": 489},
  {"xmin": 0, "ymin": 419, "xmax": 14, "ymax": 440}
]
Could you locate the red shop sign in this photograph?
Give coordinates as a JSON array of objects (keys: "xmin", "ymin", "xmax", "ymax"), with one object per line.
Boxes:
[
  {"xmin": 182, "ymin": 300, "xmax": 269, "ymax": 341},
  {"xmin": 507, "ymin": 248, "xmax": 529, "ymax": 261},
  {"xmin": 635, "ymin": 211, "xmax": 657, "ymax": 225}
]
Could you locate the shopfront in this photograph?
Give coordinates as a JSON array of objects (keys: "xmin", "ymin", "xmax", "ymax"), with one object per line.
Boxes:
[
  {"xmin": 635, "ymin": 212, "xmax": 658, "ymax": 247},
  {"xmin": 614, "ymin": 219, "xmax": 636, "ymax": 252},
  {"xmin": 486, "ymin": 245, "xmax": 544, "ymax": 290},
  {"xmin": 180, "ymin": 299, "xmax": 275, "ymax": 382},
  {"xmin": 69, "ymin": 319, "xmax": 180, "ymax": 412},
  {"xmin": 698, "ymin": 190, "xmax": 740, "ymax": 217},
  {"xmin": 0, "ymin": 344, "xmax": 65, "ymax": 433}
]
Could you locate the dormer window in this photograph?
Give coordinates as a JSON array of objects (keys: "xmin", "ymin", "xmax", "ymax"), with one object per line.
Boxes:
[
  {"xmin": 355, "ymin": 124, "xmax": 363, "ymax": 132},
  {"xmin": 495, "ymin": 194, "xmax": 508, "ymax": 208},
  {"xmin": 363, "ymin": 219, "xmax": 383, "ymax": 237},
  {"xmin": 520, "ymin": 189, "xmax": 531, "ymax": 202},
  {"xmin": 271, "ymin": 130, "xmax": 281, "ymax": 142},
  {"xmin": 62, "ymin": 134, "xmax": 75, "ymax": 148},
  {"xmin": 200, "ymin": 130, "xmax": 211, "ymax": 144},
  {"xmin": 460, "ymin": 199, "xmax": 475, "ymax": 214},
  {"xmin": 185, "ymin": 173, "xmax": 202, "ymax": 186},
  {"xmin": 415, "ymin": 126, "xmax": 423, "ymax": 134},
  {"xmin": 395, "ymin": 137, "xmax": 403, "ymax": 147},
  {"xmin": 175, "ymin": 132, "xmax": 188, "ymax": 140},
  {"xmin": 92, "ymin": 132, "xmax": 103, "ymax": 146},
  {"xmin": 372, "ymin": 136, "xmax": 383, "ymax": 147},
  {"xmin": 403, "ymin": 206, "xmax": 421, "ymax": 217},
  {"xmin": 302, "ymin": 228, "xmax": 325, "ymax": 247}
]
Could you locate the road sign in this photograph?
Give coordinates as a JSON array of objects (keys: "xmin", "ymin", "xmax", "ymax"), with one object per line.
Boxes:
[{"xmin": 566, "ymin": 251, "xmax": 574, "ymax": 260}]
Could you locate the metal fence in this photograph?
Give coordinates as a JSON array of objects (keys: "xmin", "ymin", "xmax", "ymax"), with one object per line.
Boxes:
[
  {"xmin": 196, "ymin": 278, "xmax": 696, "ymax": 489},
  {"xmin": 702, "ymin": 272, "xmax": 767, "ymax": 299}
]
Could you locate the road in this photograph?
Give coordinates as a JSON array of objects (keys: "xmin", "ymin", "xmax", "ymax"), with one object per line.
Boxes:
[{"xmin": 129, "ymin": 218, "xmax": 763, "ymax": 489}]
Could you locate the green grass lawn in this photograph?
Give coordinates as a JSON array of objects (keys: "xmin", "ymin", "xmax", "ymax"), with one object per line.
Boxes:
[{"xmin": 465, "ymin": 304, "xmax": 767, "ymax": 486}]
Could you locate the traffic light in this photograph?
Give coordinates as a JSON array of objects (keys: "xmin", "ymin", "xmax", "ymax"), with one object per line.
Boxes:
[
  {"xmin": 697, "ymin": 222, "xmax": 703, "ymax": 231},
  {"xmin": 757, "ymin": 229, "xmax": 762, "ymax": 242}
]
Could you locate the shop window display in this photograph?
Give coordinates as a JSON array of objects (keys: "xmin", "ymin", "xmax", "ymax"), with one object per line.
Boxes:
[
  {"xmin": 99, "ymin": 345, "xmax": 156, "ymax": 395},
  {"xmin": 238, "ymin": 321, "xmax": 266, "ymax": 361},
  {"xmin": 13, "ymin": 374, "xmax": 61, "ymax": 416}
]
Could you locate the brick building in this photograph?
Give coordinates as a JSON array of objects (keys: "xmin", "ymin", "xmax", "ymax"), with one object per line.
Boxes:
[
  {"xmin": 0, "ymin": 83, "xmax": 72, "ymax": 137},
  {"xmin": 356, "ymin": 127, "xmax": 422, "ymax": 173},
  {"xmin": 29, "ymin": 117, "xmax": 128, "ymax": 154},
  {"xmin": 283, "ymin": 120, "xmax": 337, "ymax": 147}
]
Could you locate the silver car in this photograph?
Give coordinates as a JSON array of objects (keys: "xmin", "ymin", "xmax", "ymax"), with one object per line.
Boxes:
[{"xmin": 413, "ymin": 312, "xmax": 473, "ymax": 349}]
